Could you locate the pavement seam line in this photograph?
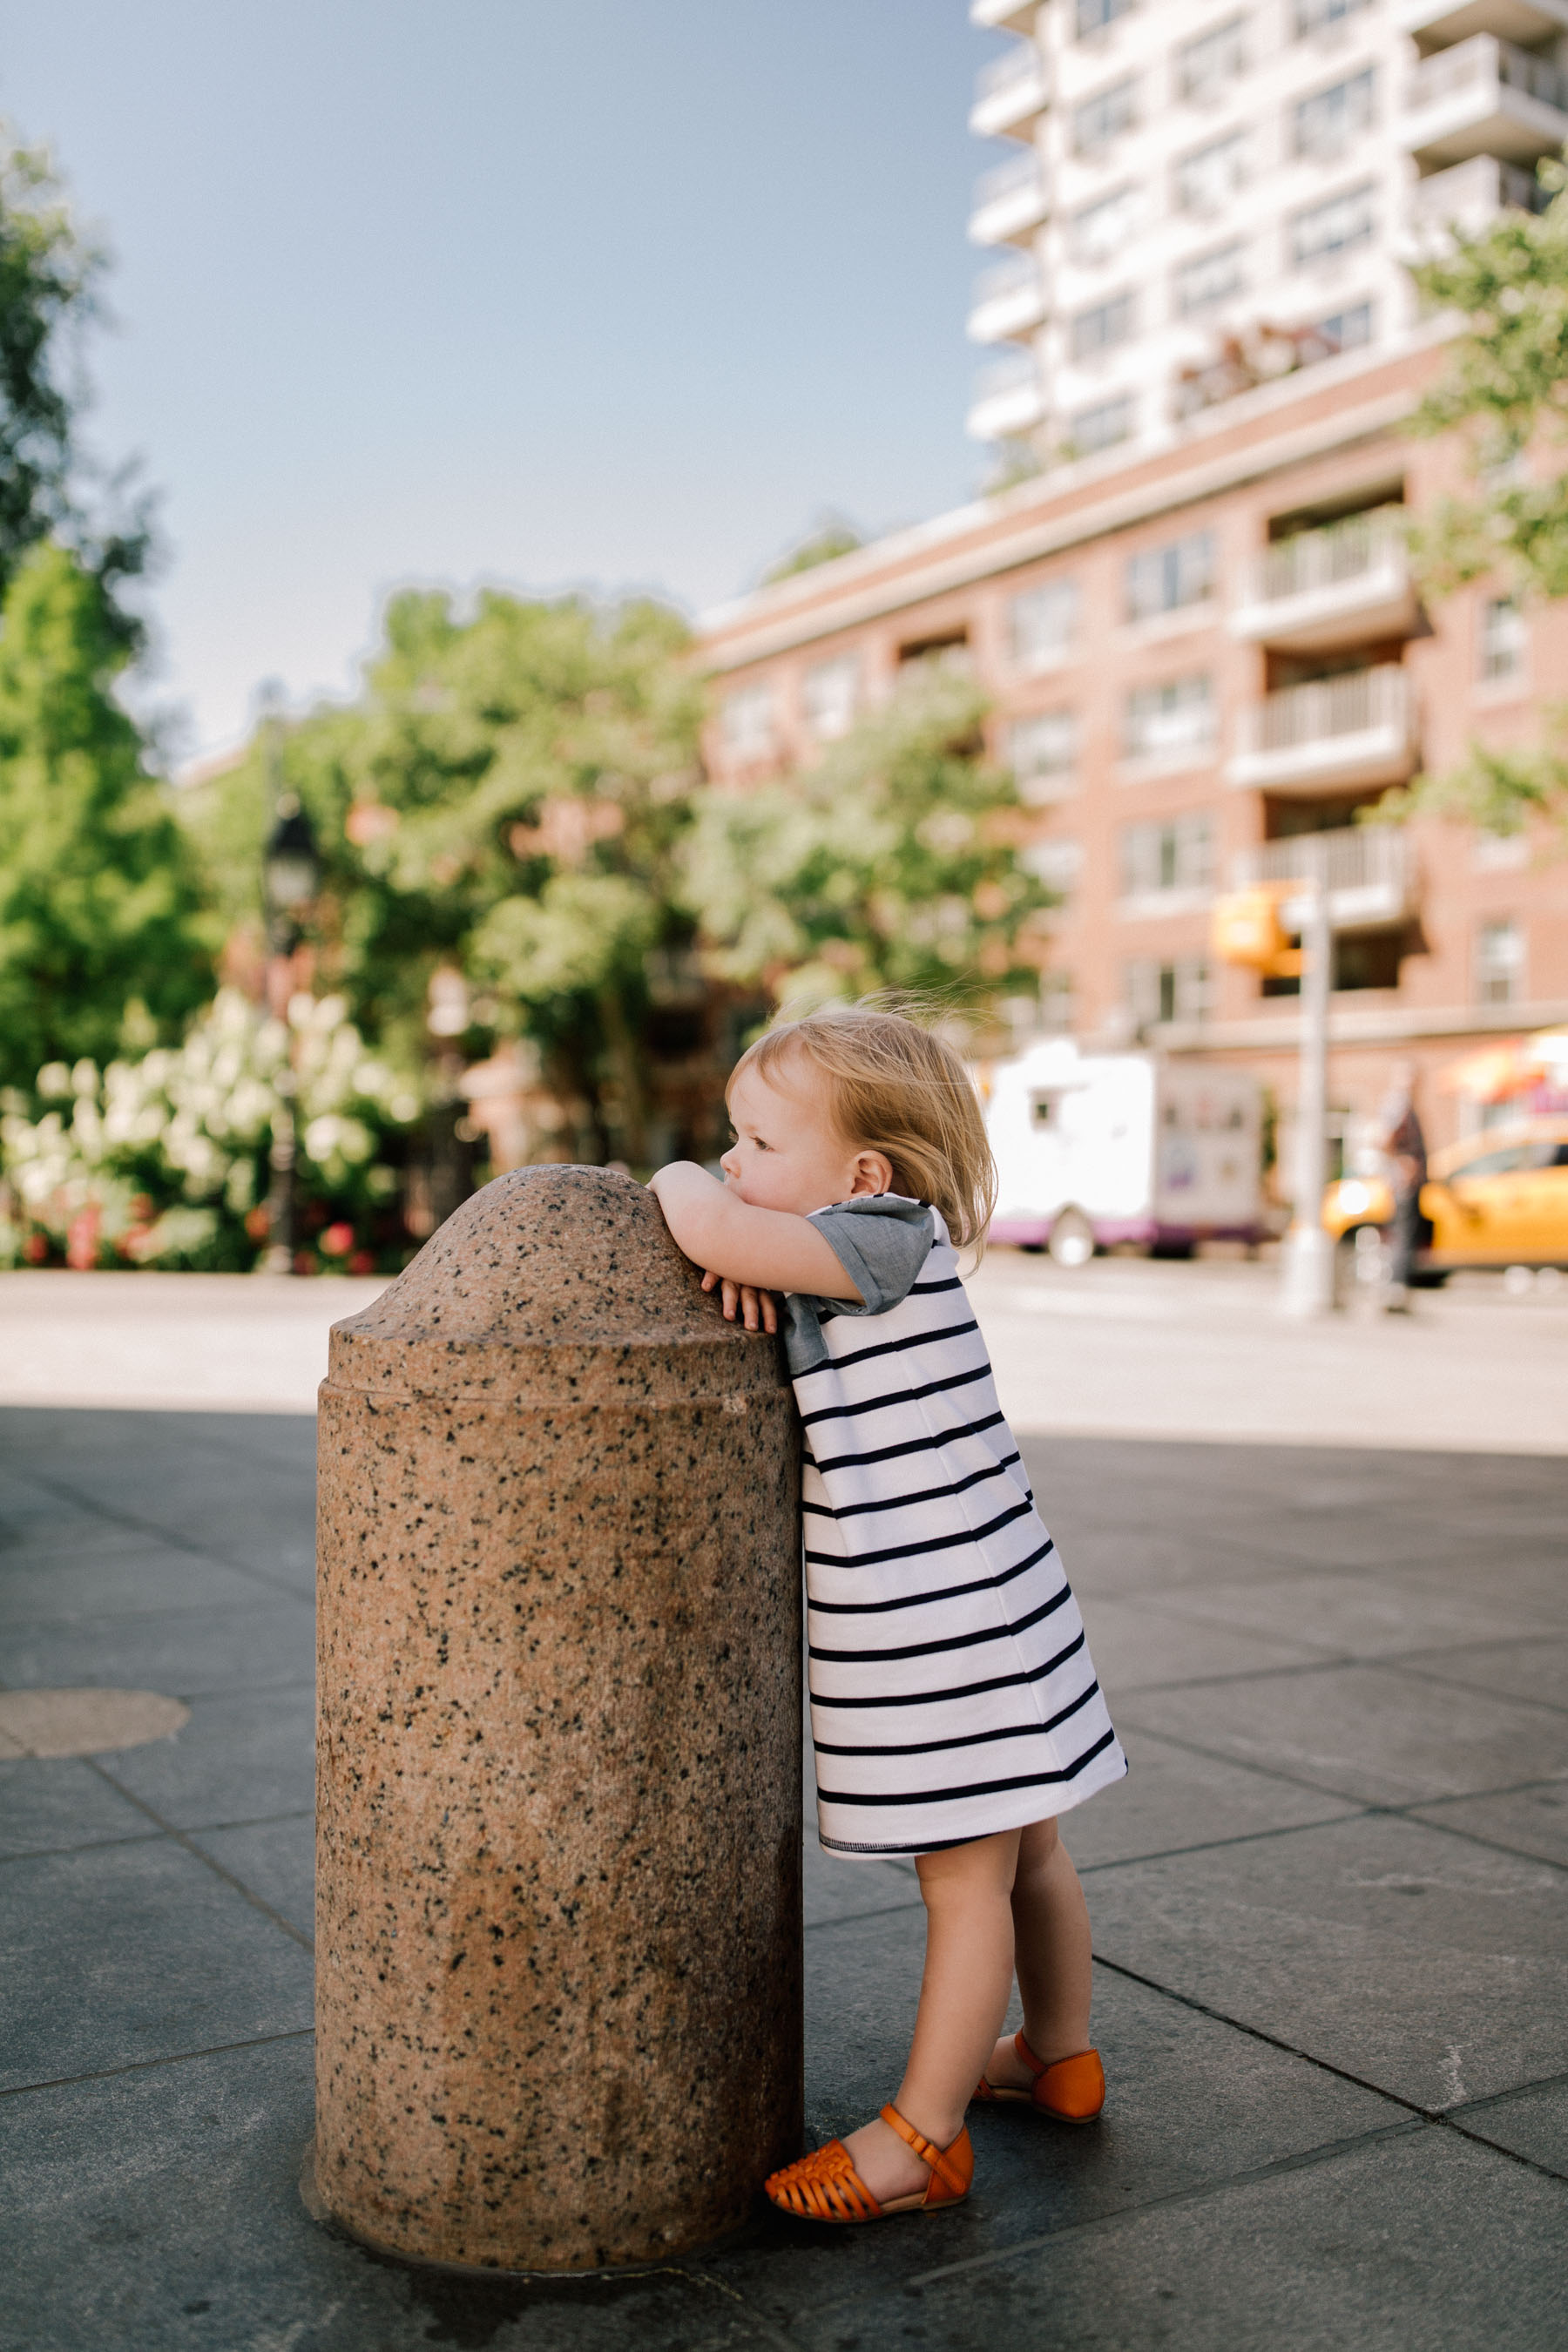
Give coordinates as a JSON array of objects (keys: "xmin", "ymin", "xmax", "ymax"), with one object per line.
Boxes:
[
  {"xmin": 83, "ymin": 1757, "xmax": 314, "ymax": 1951},
  {"xmin": 23, "ymin": 1470, "xmax": 310, "ymax": 1605},
  {"xmin": 0, "ymin": 1804, "xmax": 315, "ymax": 1874},
  {"xmin": 1089, "ymin": 1950, "xmax": 1568, "ymax": 2182},
  {"xmin": 0, "ymin": 2024, "xmax": 314, "ymax": 2101},
  {"xmin": 680, "ymin": 2266, "xmax": 811, "ymax": 2352}
]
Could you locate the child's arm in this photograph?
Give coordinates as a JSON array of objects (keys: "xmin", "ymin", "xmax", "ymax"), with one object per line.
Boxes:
[{"xmin": 648, "ymin": 1162, "xmax": 861, "ymax": 1332}]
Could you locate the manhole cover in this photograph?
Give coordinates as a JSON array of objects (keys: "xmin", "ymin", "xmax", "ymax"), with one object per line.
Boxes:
[{"xmin": 0, "ymin": 1688, "xmax": 190, "ymax": 1759}]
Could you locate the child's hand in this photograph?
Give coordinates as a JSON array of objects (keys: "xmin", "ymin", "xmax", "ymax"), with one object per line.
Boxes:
[{"xmin": 702, "ymin": 1267, "xmax": 779, "ymax": 1335}]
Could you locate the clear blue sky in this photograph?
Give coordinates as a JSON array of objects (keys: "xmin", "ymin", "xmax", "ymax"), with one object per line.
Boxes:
[{"xmin": 0, "ymin": 1, "xmax": 998, "ymax": 758}]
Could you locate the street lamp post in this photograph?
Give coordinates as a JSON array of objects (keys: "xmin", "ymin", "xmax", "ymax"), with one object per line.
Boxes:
[
  {"xmin": 260, "ymin": 693, "xmax": 321, "ymax": 1274},
  {"xmin": 1279, "ymin": 854, "xmax": 1335, "ymax": 1318}
]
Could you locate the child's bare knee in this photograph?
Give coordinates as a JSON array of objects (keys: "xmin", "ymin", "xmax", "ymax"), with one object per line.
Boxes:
[{"xmin": 1016, "ymin": 1815, "xmax": 1061, "ymax": 1882}]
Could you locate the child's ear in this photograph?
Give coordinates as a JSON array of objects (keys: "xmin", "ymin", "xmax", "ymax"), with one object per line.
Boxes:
[{"xmin": 848, "ymin": 1150, "xmax": 895, "ymax": 1198}]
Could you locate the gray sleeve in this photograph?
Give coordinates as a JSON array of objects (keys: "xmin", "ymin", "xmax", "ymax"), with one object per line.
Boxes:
[{"xmin": 803, "ymin": 1195, "xmax": 936, "ymax": 1319}]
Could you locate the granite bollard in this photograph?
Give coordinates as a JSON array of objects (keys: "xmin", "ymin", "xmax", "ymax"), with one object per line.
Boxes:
[{"xmin": 312, "ymin": 1166, "xmax": 803, "ymax": 2272}]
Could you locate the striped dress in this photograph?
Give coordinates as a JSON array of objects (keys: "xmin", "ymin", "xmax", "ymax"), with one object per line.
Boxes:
[{"xmin": 782, "ymin": 1193, "xmax": 1126, "ymax": 1859}]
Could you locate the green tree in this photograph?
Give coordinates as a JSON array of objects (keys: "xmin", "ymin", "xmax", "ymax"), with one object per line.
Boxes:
[
  {"xmin": 0, "ymin": 127, "xmax": 150, "ymax": 640},
  {"xmin": 1384, "ymin": 166, "xmax": 1568, "ymax": 842},
  {"xmin": 0, "ymin": 541, "xmax": 209, "ymax": 1092},
  {"xmin": 680, "ymin": 675, "xmax": 1055, "ymax": 1014},
  {"xmin": 760, "ymin": 515, "xmax": 864, "ymax": 584}
]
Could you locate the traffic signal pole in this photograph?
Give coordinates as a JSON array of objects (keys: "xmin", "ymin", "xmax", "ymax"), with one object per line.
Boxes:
[{"xmin": 1280, "ymin": 864, "xmax": 1335, "ymax": 1318}]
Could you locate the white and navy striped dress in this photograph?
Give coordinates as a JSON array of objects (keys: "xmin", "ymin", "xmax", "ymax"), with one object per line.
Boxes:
[{"xmin": 783, "ymin": 1193, "xmax": 1126, "ymax": 1859}]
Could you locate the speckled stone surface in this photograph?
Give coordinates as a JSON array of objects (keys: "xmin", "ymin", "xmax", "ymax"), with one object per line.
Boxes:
[{"xmin": 313, "ymin": 1166, "xmax": 802, "ymax": 2274}]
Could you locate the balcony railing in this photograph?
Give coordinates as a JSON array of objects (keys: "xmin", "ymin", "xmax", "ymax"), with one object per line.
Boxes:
[
  {"xmin": 972, "ymin": 252, "xmax": 1039, "ymax": 305},
  {"xmin": 1228, "ymin": 665, "xmax": 1417, "ymax": 793},
  {"xmin": 1231, "ymin": 513, "xmax": 1417, "ymax": 652},
  {"xmin": 1249, "ymin": 666, "xmax": 1407, "ymax": 754},
  {"xmin": 973, "ymin": 151, "xmax": 1044, "ymax": 209},
  {"xmin": 1256, "ymin": 511, "xmax": 1403, "ymax": 606},
  {"xmin": 970, "ymin": 152, "xmax": 1050, "ymax": 246},
  {"xmin": 1399, "ymin": 1, "xmax": 1568, "ymax": 44},
  {"xmin": 1409, "ymin": 152, "xmax": 1550, "ymax": 240},
  {"xmin": 975, "ymin": 43, "xmax": 1041, "ymax": 102},
  {"xmin": 1233, "ymin": 826, "xmax": 1415, "ymax": 928},
  {"xmin": 1408, "ymin": 31, "xmax": 1568, "ymax": 119}
]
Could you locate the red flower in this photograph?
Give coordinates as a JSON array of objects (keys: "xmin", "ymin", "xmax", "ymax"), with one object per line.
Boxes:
[
  {"xmin": 321, "ymin": 1222, "xmax": 355, "ymax": 1257},
  {"xmin": 348, "ymin": 1249, "xmax": 376, "ymax": 1276},
  {"xmin": 23, "ymin": 1233, "xmax": 49, "ymax": 1264}
]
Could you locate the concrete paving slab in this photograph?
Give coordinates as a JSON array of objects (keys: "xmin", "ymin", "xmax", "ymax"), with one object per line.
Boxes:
[
  {"xmin": 801, "ymin": 2123, "xmax": 1568, "ymax": 2352},
  {"xmin": 1119, "ymin": 1661, "xmax": 1568, "ymax": 1808},
  {"xmin": 0, "ymin": 1545, "xmax": 275, "ymax": 1628},
  {"xmin": 1078, "ymin": 1593, "xmax": 1326, "ymax": 1687},
  {"xmin": 188, "ymin": 1812, "xmax": 314, "ymax": 1943},
  {"xmin": 1145, "ymin": 1571, "xmax": 1566, "ymax": 1662},
  {"xmin": 1066, "ymin": 1732, "xmax": 1360, "ymax": 1872},
  {"xmin": 1087, "ymin": 1811, "xmax": 1568, "ymax": 2112},
  {"xmin": 1452, "ymin": 2076, "xmax": 1568, "ymax": 2179},
  {"xmin": 3, "ymin": 1597, "xmax": 316, "ymax": 1700},
  {"xmin": 802, "ymin": 1837, "xmax": 918, "ymax": 1930},
  {"xmin": 1409, "ymin": 1779, "xmax": 1568, "ymax": 1870},
  {"xmin": 1394, "ymin": 1637, "xmax": 1568, "ymax": 1715},
  {"xmin": 94, "ymin": 1683, "xmax": 315, "ymax": 1832},
  {"xmin": 0, "ymin": 1756, "xmax": 157, "ymax": 1859},
  {"xmin": 1394, "ymin": 1551, "xmax": 1568, "ymax": 1627},
  {"xmin": 0, "ymin": 1839, "xmax": 312, "ymax": 2092}
]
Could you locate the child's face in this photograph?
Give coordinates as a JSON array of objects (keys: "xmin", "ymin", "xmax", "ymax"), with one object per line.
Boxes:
[{"xmin": 721, "ymin": 1059, "xmax": 873, "ymax": 1216}]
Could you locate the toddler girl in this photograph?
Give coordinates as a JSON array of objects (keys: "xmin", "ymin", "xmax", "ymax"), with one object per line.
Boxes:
[{"xmin": 649, "ymin": 1004, "xmax": 1125, "ymax": 2225}]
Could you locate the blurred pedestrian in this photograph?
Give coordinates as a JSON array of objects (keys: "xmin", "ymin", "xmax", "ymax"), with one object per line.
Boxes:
[{"xmin": 1376, "ymin": 1061, "xmax": 1428, "ymax": 1313}]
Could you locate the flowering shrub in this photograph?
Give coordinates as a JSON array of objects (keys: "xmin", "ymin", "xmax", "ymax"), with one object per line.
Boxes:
[{"xmin": 0, "ymin": 989, "xmax": 424, "ymax": 1272}]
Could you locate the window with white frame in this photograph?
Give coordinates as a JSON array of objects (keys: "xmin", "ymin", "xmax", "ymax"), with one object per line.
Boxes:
[
  {"xmin": 1022, "ymin": 837, "xmax": 1085, "ymax": 895},
  {"xmin": 1119, "ymin": 813, "xmax": 1215, "ymax": 899},
  {"xmin": 1174, "ymin": 241, "xmax": 1247, "ymax": 317},
  {"xmin": 1007, "ymin": 579, "xmax": 1079, "ymax": 672},
  {"xmin": 1124, "ymin": 674, "xmax": 1214, "ymax": 760},
  {"xmin": 1292, "ymin": 182, "xmax": 1375, "ymax": 267},
  {"xmin": 1173, "ymin": 132, "xmax": 1249, "ymax": 217},
  {"xmin": 1071, "ymin": 289, "xmax": 1136, "ymax": 361},
  {"xmin": 801, "ymin": 652, "xmax": 861, "ymax": 741},
  {"xmin": 1176, "ymin": 15, "xmax": 1247, "ymax": 105},
  {"xmin": 1476, "ymin": 918, "xmax": 1525, "ymax": 1005},
  {"xmin": 1077, "ymin": 0, "xmax": 1135, "ymax": 32},
  {"xmin": 1480, "ymin": 596, "xmax": 1527, "ymax": 681},
  {"xmin": 1071, "ymin": 185, "xmax": 1139, "ymax": 267},
  {"xmin": 1309, "ymin": 301, "xmax": 1373, "ymax": 355},
  {"xmin": 1126, "ymin": 530, "xmax": 1215, "ymax": 619},
  {"xmin": 1127, "ymin": 956, "xmax": 1213, "ymax": 1028},
  {"xmin": 1072, "ymin": 394, "xmax": 1135, "ymax": 454},
  {"xmin": 720, "ymin": 679, "xmax": 776, "ymax": 761},
  {"xmin": 1294, "ymin": 69, "xmax": 1375, "ymax": 160},
  {"xmin": 1073, "ymin": 76, "xmax": 1138, "ymax": 155},
  {"xmin": 1295, "ymin": 0, "xmax": 1371, "ymax": 30},
  {"xmin": 1007, "ymin": 708, "xmax": 1079, "ymax": 801}
]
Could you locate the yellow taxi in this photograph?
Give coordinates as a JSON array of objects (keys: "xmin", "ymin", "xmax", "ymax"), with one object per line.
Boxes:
[{"xmin": 1322, "ymin": 1118, "xmax": 1568, "ymax": 1278}]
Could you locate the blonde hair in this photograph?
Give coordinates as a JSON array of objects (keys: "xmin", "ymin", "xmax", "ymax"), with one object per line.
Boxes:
[{"xmin": 731, "ymin": 1001, "xmax": 997, "ymax": 1253}]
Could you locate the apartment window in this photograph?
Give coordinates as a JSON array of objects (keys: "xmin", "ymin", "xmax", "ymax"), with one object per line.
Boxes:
[
  {"xmin": 1007, "ymin": 579, "xmax": 1079, "ymax": 672},
  {"xmin": 1071, "ymin": 289, "xmax": 1136, "ymax": 361},
  {"xmin": 1022, "ymin": 838, "xmax": 1085, "ymax": 895},
  {"xmin": 1072, "ymin": 394, "xmax": 1135, "ymax": 454},
  {"xmin": 1294, "ymin": 69, "xmax": 1375, "ymax": 160},
  {"xmin": 1007, "ymin": 709, "xmax": 1079, "ymax": 801},
  {"xmin": 1292, "ymin": 182, "xmax": 1375, "ymax": 267},
  {"xmin": 1175, "ymin": 242, "xmax": 1247, "ymax": 317},
  {"xmin": 720, "ymin": 679, "xmax": 775, "ymax": 761},
  {"xmin": 1295, "ymin": 0, "xmax": 1371, "ymax": 30},
  {"xmin": 1177, "ymin": 15, "xmax": 1247, "ymax": 105},
  {"xmin": 1120, "ymin": 814, "xmax": 1215, "ymax": 899},
  {"xmin": 1078, "ymin": 0, "xmax": 1135, "ymax": 31},
  {"xmin": 1126, "ymin": 530, "xmax": 1215, "ymax": 619},
  {"xmin": 1480, "ymin": 597, "xmax": 1527, "ymax": 681},
  {"xmin": 1476, "ymin": 918, "xmax": 1525, "ymax": 1006},
  {"xmin": 1310, "ymin": 301, "xmax": 1373, "ymax": 355},
  {"xmin": 801, "ymin": 652, "xmax": 861, "ymax": 742},
  {"xmin": 1071, "ymin": 185, "xmax": 1138, "ymax": 267},
  {"xmin": 1124, "ymin": 674, "xmax": 1214, "ymax": 760},
  {"xmin": 1128, "ymin": 956, "xmax": 1213, "ymax": 1028},
  {"xmin": 1174, "ymin": 132, "xmax": 1248, "ymax": 217},
  {"xmin": 1073, "ymin": 76, "xmax": 1138, "ymax": 156}
]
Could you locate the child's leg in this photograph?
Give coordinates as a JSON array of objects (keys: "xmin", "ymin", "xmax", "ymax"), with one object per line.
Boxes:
[
  {"xmin": 985, "ymin": 1815, "xmax": 1094, "ymax": 2091},
  {"xmin": 841, "ymin": 1828, "xmax": 1020, "ymax": 2204}
]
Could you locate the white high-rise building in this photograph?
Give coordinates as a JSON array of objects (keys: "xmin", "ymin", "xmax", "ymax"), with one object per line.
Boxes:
[{"xmin": 966, "ymin": 0, "xmax": 1568, "ymax": 464}]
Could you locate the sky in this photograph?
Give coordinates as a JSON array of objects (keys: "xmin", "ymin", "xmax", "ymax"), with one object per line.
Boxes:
[{"xmin": 0, "ymin": 1, "xmax": 997, "ymax": 761}]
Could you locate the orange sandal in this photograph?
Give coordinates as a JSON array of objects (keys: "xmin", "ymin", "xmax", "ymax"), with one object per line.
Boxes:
[
  {"xmin": 763, "ymin": 2103, "xmax": 973, "ymax": 2224},
  {"xmin": 973, "ymin": 2031, "xmax": 1105, "ymax": 2122}
]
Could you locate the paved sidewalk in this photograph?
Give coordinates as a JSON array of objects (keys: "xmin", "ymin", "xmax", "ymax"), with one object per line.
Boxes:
[{"xmin": 1, "ymin": 1405, "xmax": 1565, "ymax": 2350}]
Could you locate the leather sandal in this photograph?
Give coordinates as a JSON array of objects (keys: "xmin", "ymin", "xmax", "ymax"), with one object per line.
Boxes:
[
  {"xmin": 763, "ymin": 2102, "xmax": 973, "ymax": 2224},
  {"xmin": 973, "ymin": 2031, "xmax": 1105, "ymax": 2121}
]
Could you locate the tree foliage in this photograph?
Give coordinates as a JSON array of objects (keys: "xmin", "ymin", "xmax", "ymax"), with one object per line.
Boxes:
[
  {"xmin": 1389, "ymin": 166, "xmax": 1568, "ymax": 841},
  {"xmin": 760, "ymin": 515, "xmax": 864, "ymax": 585},
  {"xmin": 681, "ymin": 675, "xmax": 1054, "ymax": 1013},
  {"xmin": 0, "ymin": 541, "xmax": 209, "ymax": 1093}
]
